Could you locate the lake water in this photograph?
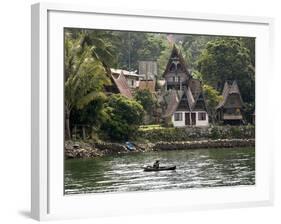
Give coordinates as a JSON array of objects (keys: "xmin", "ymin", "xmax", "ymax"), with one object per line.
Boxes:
[{"xmin": 64, "ymin": 147, "xmax": 255, "ymax": 195}]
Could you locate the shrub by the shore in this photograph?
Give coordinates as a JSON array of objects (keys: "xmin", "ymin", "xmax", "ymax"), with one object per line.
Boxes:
[{"xmin": 135, "ymin": 125, "xmax": 255, "ymax": 143}]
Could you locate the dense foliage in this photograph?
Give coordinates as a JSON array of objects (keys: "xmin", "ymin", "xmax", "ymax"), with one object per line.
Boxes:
[
  {"xmin": 203, "ymin": 84, "xmax": 223, "ymax": 123},
  {"xmin": 134, "ymin": 89, "xmax": 157, "ymax": 114},
  {"xmin": 197, "ymin": 38, "xmax": 255, "ymax": 103},
  {"xmin": 65, "ymin": 28, "xmax": 256, "ymax": 141},
  {"xmin": 64, "ymin": 31, "xmax": 112, "ymax": 139},
  {"xmin": 113, "ymin": 32, "xmax": 167, "ymax": 72},
  {"xmin": 137, "ymin": 125, "xmax": 255, "ymax": 142},
  {"xmin": 101, "ymin": 94, "xmax": 144, "ymax": 140}
]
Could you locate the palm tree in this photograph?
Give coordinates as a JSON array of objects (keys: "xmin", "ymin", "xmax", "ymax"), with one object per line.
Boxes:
[{"xmin": 64, "ymin": 32, "xmax": 111, "ymax": 139}]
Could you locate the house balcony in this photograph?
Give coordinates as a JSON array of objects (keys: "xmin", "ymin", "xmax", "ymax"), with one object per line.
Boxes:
[{"xmin": 166, "ymin": 82, "xmax": 185, "ymax": 90}]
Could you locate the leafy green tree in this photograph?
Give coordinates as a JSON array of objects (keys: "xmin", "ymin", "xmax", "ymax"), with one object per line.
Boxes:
[
  {"xmin": 239, "ymin": 37, "xmax": 255, "ymax": 68},
  {"xmin": 134, "ymin": 89, "xmax": 157, "ymax": 114},
  {"xmin": 179, "ymin": 35, "xmax": 216, "ymax": 69},
  {"xmin": 70, "ymin": 95, "xmax": 107, "ymax": 127},
  {"xmin": 157, "ymin": 44, "xmax": 173, "ymax": 77},
  {"xmin": 114, "ymin": 32, "xmax": 167, "ymax": 71},
  {"xmin": 203, "ymin": 84, "xmax": 223, "ymax": 123},
  {"xmin": 101, "ymin": 94, "xmax": 144, "ymax": 140},
  {"xmin": 85, "ymin": 30, "xmax": 120, "ymax": 70},
  {"xmin": 64, "ymin": 32, "xmax": 111, "ymax": 139},
  {"xmin": 197, "ymin": 38, "xmax": 255, "ymax": 102},
  {"xmin": 243, "ymin": 102, "xmax": 255, "ymax": 124}
]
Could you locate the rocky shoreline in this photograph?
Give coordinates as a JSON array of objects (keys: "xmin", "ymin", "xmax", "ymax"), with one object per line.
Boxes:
[{"xmin": 65, "ymin": 139, "xmax": 255, "ymax": 159}]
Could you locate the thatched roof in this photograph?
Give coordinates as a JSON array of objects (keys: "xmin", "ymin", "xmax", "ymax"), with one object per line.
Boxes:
[
  {"xmin": 161, "ymin": 45, "xmax": 207, "ymax": 118},
  {"xmin": 162, "ymin": 45, "xmax": 190, "ymax": 77},
  {"xmin": 162, "ymin": 85, "xmax": 206, "ymax": 118},
  {"xmin": 216, "ymin": 80, "xmax": 244, "ymax": 109}
]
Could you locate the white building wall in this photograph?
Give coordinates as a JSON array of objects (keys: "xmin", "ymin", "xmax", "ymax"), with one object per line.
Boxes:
[
  {"xmin": 172, "ymin": 111, "xmax": 185, "ymax": 127},
  {"xmin": 126, "ymin": 78, "xmax": 137, "ymax": 88},
  {"xmin": 172, "ymin": 111, "xmax": 209, "ymax": 127},
  {"xmin": 195, "ymin": 111, "xmax": 209, "ymax": 127}
]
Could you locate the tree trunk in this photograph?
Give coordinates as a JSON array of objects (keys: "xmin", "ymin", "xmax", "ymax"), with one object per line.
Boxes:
[
  {"xmin": 82, "ymin": 126, "xmax": 86, "ymax": 140},
  {"xmin": 65, "ymin": 108, "xmax": 71, "ymax": 140}
]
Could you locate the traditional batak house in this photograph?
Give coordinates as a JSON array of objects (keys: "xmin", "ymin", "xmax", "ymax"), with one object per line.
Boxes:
[
  {"xmin": 105, "ymin": 69, "xmax": 133, "ymax": 99},
  {"xmin": 162, "ymin": 46, "xmax": 209, "ymax": 127},
  {"xmin": 216, "ymin": 80, "xmax": 244, "ymax": 125}
]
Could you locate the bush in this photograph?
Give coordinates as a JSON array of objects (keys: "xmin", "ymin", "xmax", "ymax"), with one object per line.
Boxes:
[
  {"xmin": 210, "ymin": 126, "xmax": 220, "ymax": 139},
  {"xmin": 136, "ymin": 125, "xmax": 255, "ymax": 142},
  {"xmin": 101, "ymin": 94, "xmax": 144, "ymax": 141}
]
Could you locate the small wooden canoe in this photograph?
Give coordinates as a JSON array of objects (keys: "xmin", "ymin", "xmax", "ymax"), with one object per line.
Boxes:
[{"xmin": 143, "ymin": 166, "xmax": 176, "ymax": 172}]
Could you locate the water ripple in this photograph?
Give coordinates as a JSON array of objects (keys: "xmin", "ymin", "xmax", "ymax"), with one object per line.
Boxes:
[{"xmin": 65, "ymin": 147, "xmax": 255, "ymax": 194}]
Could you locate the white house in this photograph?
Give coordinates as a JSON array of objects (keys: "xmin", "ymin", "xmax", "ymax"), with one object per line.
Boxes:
[{"xmin": 162, "ymin": 46, "xmax": 209, "ymax": 127}]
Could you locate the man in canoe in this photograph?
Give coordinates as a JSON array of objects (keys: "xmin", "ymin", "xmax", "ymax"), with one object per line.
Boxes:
[{"xmin": 153, "ymin": 160, "xmax": 160, "ymax": 169}]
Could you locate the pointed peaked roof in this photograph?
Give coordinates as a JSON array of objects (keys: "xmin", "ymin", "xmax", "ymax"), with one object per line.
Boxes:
[
  {"xmin": 110, "ymin": 70, "xmax": 132, "ymax": 99},
  {"xmin": 216, "ymin": 80, "xmax": 244, "ymax": 109},
  {"xmin": 186, "ymin": 87, "xmax": 195, "ymax": 109},
  {"xmin": 163, "ymin": 45, "xmax": 190, "ymax": 77},
  {"xmin": 229, "ymin": 80, "xmax": 240, "ymax": 94},
  {"xmin": 162, "ymin": 90, "xmax": 181, "ymax": 118},
  {"xmin": 162, "ymin": 86, "xmax": 206, "ymax": 118},
  {"xmin": 222, "ymin": 82, "xmax": 230, "ymax": 98},
  {"xmin": 193, "ymin": 91, "xmax": 207, "ymax": 111}
]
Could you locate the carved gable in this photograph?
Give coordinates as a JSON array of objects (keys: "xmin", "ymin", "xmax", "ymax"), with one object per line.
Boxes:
[{"xmin": 163, "ymin": 45, "xmax": 190, "ymax": 90}]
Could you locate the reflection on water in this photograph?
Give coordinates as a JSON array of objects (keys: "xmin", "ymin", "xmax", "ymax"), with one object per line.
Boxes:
[{"xmin": 64, "ymin": 147, "xmax": 255, "ymax": 194}]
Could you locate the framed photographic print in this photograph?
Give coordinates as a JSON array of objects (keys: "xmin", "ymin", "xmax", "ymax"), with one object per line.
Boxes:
[{"xmin": 31, "ymin": 2, "xmax": 274, "ymax": 221}]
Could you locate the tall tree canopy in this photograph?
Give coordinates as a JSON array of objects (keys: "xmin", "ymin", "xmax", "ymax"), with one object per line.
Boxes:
[
  {"xmin": 203, "ymin": 84, "xmax": 223, "ymax": 123},
  {"xmin": 134, "ymin": 89, "xmax": 157, "ymax": 114},
  {"xmin": 64, "ymin": 31, "xmax": 112, "ymax": 139},
  {"xmin": 197, "ymin": 38, "xmax": 255, "ymax": 103},
  {"xmin": 114, "ymin": 32, "xmax": 168, "ymax": 71},
  {"xmin": 101, "ymin": 94, "xmax": 144, "ymax": 140}
]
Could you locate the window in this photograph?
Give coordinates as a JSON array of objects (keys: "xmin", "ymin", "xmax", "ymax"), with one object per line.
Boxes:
[
  {"xmin": 169, "ymin": 63, "xmax": 176, "ymax": 72},
  {"xmin": 174, "ymin": 112, "xmax": 183, "ymax": 121},
  {"xmin": 177, "ymin": 63, "xmax": 182, "ymax": 71},
  {"xmin": 131, "ymin": 79, "xmax": 134, "ymax": 87},
  {"xmin": 198, "ymin": 112, "xmax": 206, "ymax": 121},
  {"xmin": 173, "ymin": 76, "xmax": 180, "ymax": 82}
]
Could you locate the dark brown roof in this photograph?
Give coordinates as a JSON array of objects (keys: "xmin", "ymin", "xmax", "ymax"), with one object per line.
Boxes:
[
  {"xmin": 216, "ymin": 80, "xmax": 244, "ymax": 109},
  {"xmin": 138, "ymin": 80, "xmax": 156, "ymax": 92},
  {"xmin": 110, "ymin": 71, "xmax": 132, "ymax": 99},
  {"xmin": 162, "ymin": 45, "xmax": 190, "ymax": 77},
  {"xmin": 162, "ymin": 85, "xmax": 207, "ymax": 118}
]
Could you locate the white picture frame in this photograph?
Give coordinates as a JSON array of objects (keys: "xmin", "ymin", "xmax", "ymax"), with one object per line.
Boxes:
[{"xmin": 31, "ymin": 2, "xmax": 274, "ymax": 221}]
